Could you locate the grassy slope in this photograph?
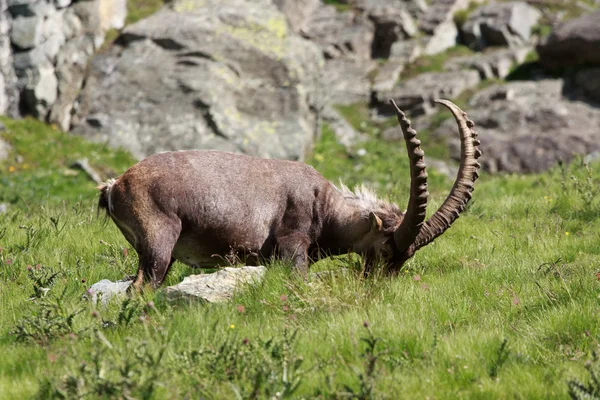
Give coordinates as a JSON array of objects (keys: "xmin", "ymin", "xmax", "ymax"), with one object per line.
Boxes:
[{"xmin": 1, "ymin": 108, "xmax": 600, "ymax": 399}]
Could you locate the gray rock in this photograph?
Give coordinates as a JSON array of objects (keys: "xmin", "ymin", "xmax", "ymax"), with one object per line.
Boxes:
[
  {"xmin": 321, "ymin": 58, "xmax": 375, "ymax": 105},
  {"xmin": 0, "ymin": 0, "xmax": 20, "ymax": 117},
  {"xmin": 374, "ymin": 69, "xmax": 481, "ymax": 116},
  {"xmin": 54, "ymin": 0, "xmax": 70, "ymax": 8},
  {"xmin": 302, "ymin": 4, "xmax": 374, "ymax": 60},
  {"xmin": 49, "ymin": 34, "xmax": 95, "ymax": 130},
  {"xmin": 419, "ymin": 0, "xmax": 480, "ymax": 55},
  {"xmin": 366, "ymin": 4, "xmax": 417, "ymax": 58},
  {"xmin": 389, "ymin": 39, "xmax": 421, "ymax": 62},
  {"xmin": 165, "ymin": 266, "xmax": 266, "ymax": 302},
  {"xmin": 573, "ymin": 68, "xmax": 600, "ymax": 103},
  {"xmin": 434, "ymin": 80, "xmax": 600, "ymax": 173},
  {"xmin": 0, "ymin": 203, "xmax": 8, "ymax": 214},
  {"xmin": 322, "ymin": 105, "xmax": 362, "ymax": 148},
  {"xmin": 371, "ymin": 60, "xmax": 404, "ymax": 92},
  {"xmin": 21, "ymin": 61, "xmax": 57, "ymax": 118},
  {"xmin": 8, "ymin": 0, "xmax": 53, "ymax": 17},
  {"xmin": 444, "ymin": 46, "xmax": 532, "ymax": 79},
  {"xmin": 71, "ymin": 0, "xmax": 325, "ymax": 161},
  {"xmin": 273, "ymin": 0, "xmax": 319, "ymax": 33},
  {"xmin": 10, "ymin": 15, "xmax": 42, "ymax": 49},
  {"xmin": 462, "ymin": 2, "xmax": 541, "ymax": 50},
  {"xmin": 87, "ymin": 278, "xmax": 132, "ymax": 305},
  {"xmin": 537, "ymin": 10, "xmax": 600, "ymax": 68}
]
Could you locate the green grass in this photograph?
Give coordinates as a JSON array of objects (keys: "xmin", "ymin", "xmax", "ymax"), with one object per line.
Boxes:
[
  {"xmin": 323, "ymin": 0, "xmax": 353, "ymax": 12},
  {"xmin": 1, "ymin": 113, "xmax": 600, "ymax": 399},
  {"xmin": 401, "ymin": 45, "xmax": 475, "ymax": 80}
]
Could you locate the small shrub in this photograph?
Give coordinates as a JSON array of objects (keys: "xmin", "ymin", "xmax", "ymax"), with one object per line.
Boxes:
[{"xmin": 568, "ymin": 351, "xmax": 600, "ymax": 400}]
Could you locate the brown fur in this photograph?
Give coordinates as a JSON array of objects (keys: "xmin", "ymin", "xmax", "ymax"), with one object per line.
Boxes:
[{"xmin": 98, "ymin": 150, "xmax": 404, "ymax": 289}]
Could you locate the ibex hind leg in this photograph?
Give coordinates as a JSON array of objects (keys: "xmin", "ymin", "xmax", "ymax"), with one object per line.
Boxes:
[{"xmin": 130, "ymin": 218, "xmax": 181, "ymax": 291}]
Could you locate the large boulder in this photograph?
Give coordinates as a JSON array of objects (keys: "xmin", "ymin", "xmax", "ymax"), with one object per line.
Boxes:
[
  {"xmin": 71, "ymin": 0, "xmax": 325, "ymax": 161},
  {"xmin": 461, "ymin": 2, "xmax": 541, "ymax": 50},
  {"xmin": 433, "ymin": 80, "xmax": 600, "ymax": 174},
  {"xmin": 537, "ymin": 10, "xmax": 600, "ymax": 68},
  {"xmin": 573, "ymin": 68, "xmax": 600, "ymax": 103}
]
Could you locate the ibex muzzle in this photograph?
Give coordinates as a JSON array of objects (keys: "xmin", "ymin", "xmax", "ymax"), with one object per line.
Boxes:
[{"xmin": 97, "ymin": 100, "xmax": 481, "ymax": 290}]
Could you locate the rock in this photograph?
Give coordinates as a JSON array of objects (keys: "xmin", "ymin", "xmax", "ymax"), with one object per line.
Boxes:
[
  {"xmin": 419, "ymin": 0, "xmax": 481, "ymax": 55},
  {"xmin": 444, "ymin": 46, "xmax": 532, "ymax": 79},
  {"xmin": 434, "ymin": 80, "xmax": 600, "ymax": 173},
  {"xmin": 54, "ymin": 0, "xmax": 71, "ymax": 9},
  {"xmin": 165, "ymin": 266, "xmax": 266, "ymax": 302},
  {"xmin": 0, "ymin": 0, "xmax": 20, "ymax": 117},
  {"xmin": 371, "ymin": 60, "xmax": 403, "ymax": 92},
  {"xmin": 461, "ymin": 2, "xmax": 541, "ymax": 50},
  {"xmin": 573, "ymin": 68, "xmax": 600, "ymax": 103},
  {"xmin": 48, "ymin": 34, "xmax": 95, "ymax": 130},
  {"xmin": 389, "ymin": 39, "xmax": 421, "ymax": 62},
  {"xmin": 322, "ymin": 105, "xmax": 362, "ymax": 148},
  {"xmin": 365, "ymin": 3, "xmax": 417, "ymax": 58},
  {"xmin": 273, "ymin": 0, "xmax": 319, "ymax": 33},
  {"xmin": 87, "ymin": 278, "xmax": 132, "ymax": 305},
  {"xmin": 537, "ymin": 10, "xmax": 600, "ymax": 68},
  {"xmin": 0, "ymin": 203, "xmax": 7, "ymax": 214},
  {"xmin": 10, "ymin": 15, "xmax": 42, "ymax": 49},
  {"xmin": 374, "ymin": 69, "xmax": 481, "ymax": 116},
  {"xmin": 321, "ymin": 58, "xmax": 375, "ymax": 105},
  {"xmin": 71, "ymin": 0, "xmax": 325, "ymax": 161},
  {"xmin": 21, "ymin": 60, "xmax": 57, "ymax": 118},
  {"xmin": 302, "ymin": 4, "xmax": 374, "ymax": 60},
  {"xmin": 100, "ymin": 0, "xmax": 127, "ymax": 30}
]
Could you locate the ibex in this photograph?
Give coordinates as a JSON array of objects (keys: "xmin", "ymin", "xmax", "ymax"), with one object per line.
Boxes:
[{"xmin": 98, "ymin": 100, "xmax": 481, "ymax": 290}]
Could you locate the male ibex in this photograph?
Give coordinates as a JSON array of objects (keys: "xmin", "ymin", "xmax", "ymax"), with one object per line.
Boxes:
[{"xmin": 98, "ymin": 100, "xmax": 481, "ymax": 290}]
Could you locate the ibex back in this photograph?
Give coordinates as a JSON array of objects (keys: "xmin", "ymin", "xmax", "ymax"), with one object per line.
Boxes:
[{"xmin": 98, "ymin": 100, "xmax": 481, "ymax": 291}]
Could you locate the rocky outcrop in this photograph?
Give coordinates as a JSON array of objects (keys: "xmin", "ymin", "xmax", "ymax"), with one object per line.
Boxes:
[
  {"xmin": 444, "ymin": 46, "xmax": 532, "ymax": 79},
  {"xmin": 71, "ymin": 0, "xmax": 325, "ymax": 161},
  {"xmin": 573, "ymin": 68, "xmax": 600, "ymax": 103},
  {"xmin": 461, "ymin": 2, "xmax": 541, "ymax": 50},
  {"xmin": 433, "ymin": 80, "xmax": 600, "ymax": 173},
  {"xmin": 374, "ymin": 69, "xmax": 480, "ymax": 116},
  {"xmin": 1, "ymin": 0, "xmax": 126, "ymax": 123},
  {"xmin": 537, "ymin": 10, "xmax": 600, "ymax": 68}
]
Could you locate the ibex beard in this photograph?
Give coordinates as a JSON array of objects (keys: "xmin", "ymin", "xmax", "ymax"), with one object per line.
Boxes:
[{"xmin": 97, "ymin": 99, "xmax": 481, "ymax": 291}]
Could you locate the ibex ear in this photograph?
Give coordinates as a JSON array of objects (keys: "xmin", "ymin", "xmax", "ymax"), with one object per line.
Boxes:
[{"xmin": 369, "ymin": 212, "xmax": 383, "ymax": 232}]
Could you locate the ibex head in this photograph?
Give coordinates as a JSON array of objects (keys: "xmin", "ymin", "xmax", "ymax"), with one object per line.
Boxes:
[{"xmin": 382, "ymin": 99, "xmax": 482, "ymax": 273}]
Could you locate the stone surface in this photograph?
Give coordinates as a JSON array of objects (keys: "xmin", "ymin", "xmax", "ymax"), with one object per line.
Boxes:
[
  {"xmin": 303, "ymin": 4, "xmax": 374, "ymax": 60},
  {"xmin": 372, "ymin": 60, "xmax": 404, "ymax": 92},
  {"xmin": 87, "ymin": 278, "xmax": 132, "ymax": 305},
  {"xmin": 573, "ymin": 68, "xmax": 600, "ymax": 103},
  {"xmin": 0, "ymin": 0, "xmax": 19, "ymax": 117},
  {"xmin": 273, "ymin": 0, "xmax": 319, "ymax": 33},
  {"xmin": 433, "ymin": 80, "xmax": 600, "ymax": 173},
  {"xmin": 366, "ymin": 4, "xmax": 417, "ymax": 58},
  {"xmin": 462, "ymin": 2, "xmax": 541, "ymax": 50},
  {"xmin": 419, "ymin": 0, "xmax": 479, "ymax": 55},
  {"xmin": 10, "ymin": 15, "xmax": 42, "ymax": 49},
  {"xmin": 373, "ymin": 69, "xmax": 481, "ymax": 116},
  {"xmin": 321, "ymin": 58, "xmax": 375, "ymax": 105},
  {"xmin": 165, "ymin": 266, "xmax": 266, "ymax": 302},
  {"xmin": 444, "ymin": 46, "xmax": 532, "ymax": 79},
  {"xmin": 537, "ymin": 10, "xmax": 600, "ymax": 68},
  {"xmin": 322, "ymin": 105, "xmax": 362, "ymax": 148},
  {"xmin": 71, "ymin": 0, "xmax": 325, "ymax": 161}
]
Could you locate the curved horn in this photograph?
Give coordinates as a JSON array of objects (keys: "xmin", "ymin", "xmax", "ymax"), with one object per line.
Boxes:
[
  {"xmin": 390, "ymin": 99, "xmax": 429, "ymax": 255},
  {"xmin": 408, "ymin": 99, "xmax": 481, "ymax": 255}
]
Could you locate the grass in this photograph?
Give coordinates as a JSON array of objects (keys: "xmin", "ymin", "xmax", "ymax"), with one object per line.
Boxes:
[
  {"xmin": 401, "ymin": 45, "xmax": 475, "ymax": 80},
  {"xmin": 323, "ymin": 0, "xmax": 353, "ymax": 12},
  {"xmin": 2, "ymin": 104, "xmax": 600, "ymax": 398}
]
